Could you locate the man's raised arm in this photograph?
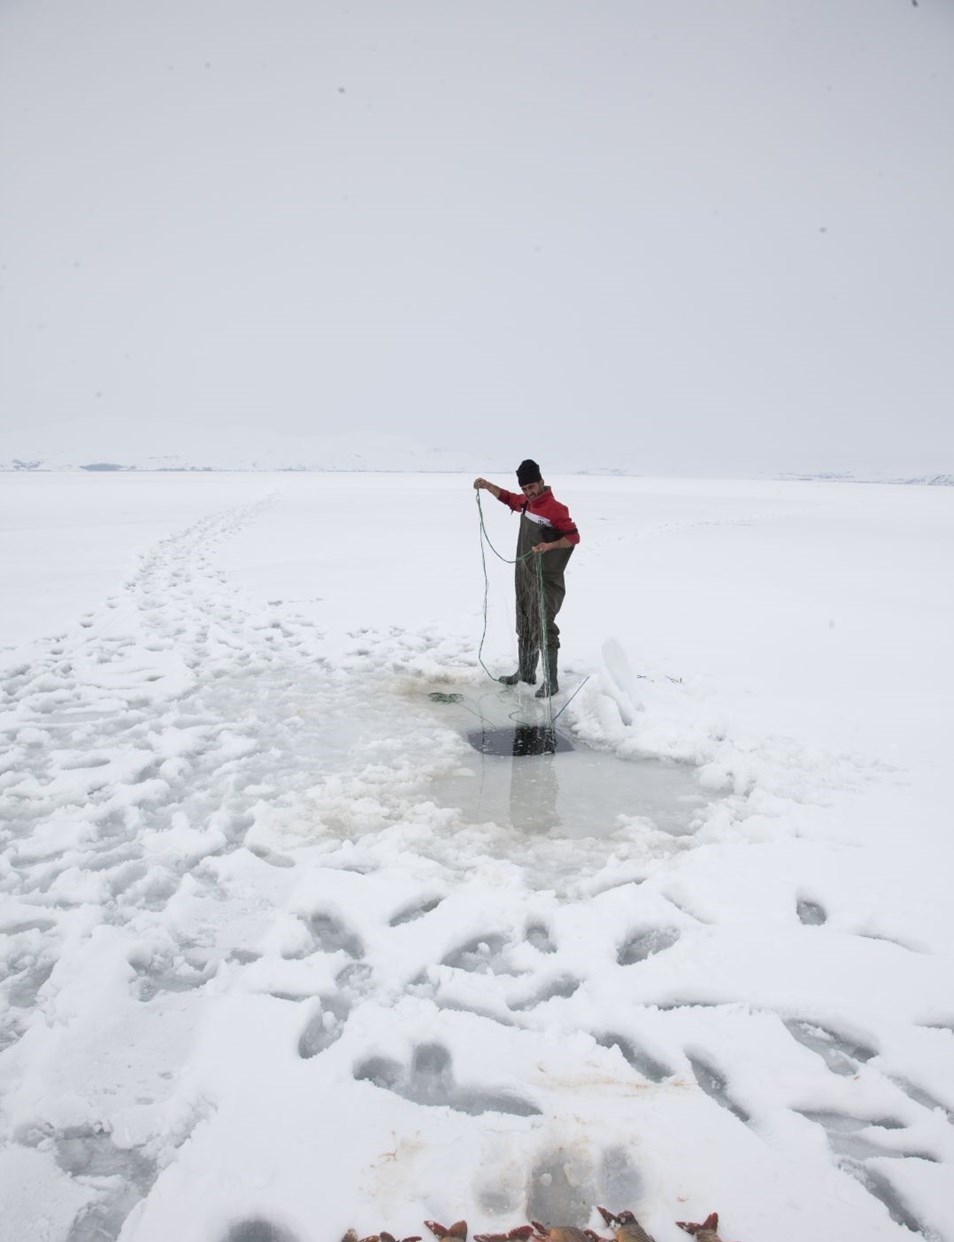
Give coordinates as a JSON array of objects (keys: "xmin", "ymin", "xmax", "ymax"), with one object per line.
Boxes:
[{"xmin": 472, "ymin": 477, "xmax": 501, "ymax": 499}]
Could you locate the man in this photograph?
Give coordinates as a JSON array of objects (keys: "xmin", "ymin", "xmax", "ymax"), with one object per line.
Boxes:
[{"xmin": 473, "ymin": 459, "xmax": 580, "ymax": 697}]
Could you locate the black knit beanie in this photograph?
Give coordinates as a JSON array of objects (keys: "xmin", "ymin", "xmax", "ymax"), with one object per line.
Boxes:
[{"xmin": 516, "ymin": 459, "xmax": 542, "ymax": 486}]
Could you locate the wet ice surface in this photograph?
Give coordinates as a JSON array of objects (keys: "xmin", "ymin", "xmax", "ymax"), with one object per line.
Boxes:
[
  {"xmin": 1, "ymin": 477, "xmax": 953, "ymax": 1242},
  {"xmin": 426, "ymin": 688, "xmax": 714, "ymax": 840}
]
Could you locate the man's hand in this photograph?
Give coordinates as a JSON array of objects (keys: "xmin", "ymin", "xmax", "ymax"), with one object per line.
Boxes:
[
  {"xmin": 473, "ymin": 477, "xmax": 488, "ymax": 490},
  {"xmin": 533, "ymin": 536, "xmax": 570, "ymax": 554}
]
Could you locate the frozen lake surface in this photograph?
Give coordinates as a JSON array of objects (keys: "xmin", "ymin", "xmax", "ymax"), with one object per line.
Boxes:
[{"xmin": 1, "ymin": 472, "xmax": 952, "ymax": 1242}]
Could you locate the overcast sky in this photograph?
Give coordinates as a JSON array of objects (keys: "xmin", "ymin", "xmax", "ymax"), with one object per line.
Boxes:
[{"xmin": 2, "ymin": 0, "xmax": 952, "ymax": 474}]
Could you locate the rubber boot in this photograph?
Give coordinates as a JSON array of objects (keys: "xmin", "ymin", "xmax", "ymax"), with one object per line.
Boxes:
[
  {"xmin": 535, "ymin": 648, "xmax": 559, "ymax": 698},
  {"xmin": 499, "ymin": 644, "xmax": 538, "ymax": 686}
]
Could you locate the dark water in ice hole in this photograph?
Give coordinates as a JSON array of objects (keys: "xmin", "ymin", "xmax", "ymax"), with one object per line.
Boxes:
[
  {"xmin": 425, "ymin": 697, "xmax": 714, "ymax": 839},
  {"xmin": 469, "ymin": 724, "xmax": 574, "ymax": 756}
]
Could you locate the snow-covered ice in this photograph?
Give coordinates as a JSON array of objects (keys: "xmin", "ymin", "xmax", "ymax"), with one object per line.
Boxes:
[{"xmin": 1, "ymin": 472, "xmax": 952, "ymax": 1242}]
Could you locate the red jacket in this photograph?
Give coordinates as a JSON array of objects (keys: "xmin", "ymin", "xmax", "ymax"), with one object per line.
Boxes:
[{"xmin": 496, "ymin": 486, "xmax": 581, "ymax": 545}]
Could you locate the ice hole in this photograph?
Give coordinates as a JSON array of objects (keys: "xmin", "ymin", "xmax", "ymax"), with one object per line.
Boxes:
[{"xmin": 467, "ymin": 725, "xmax": 573, "ymax": 756}]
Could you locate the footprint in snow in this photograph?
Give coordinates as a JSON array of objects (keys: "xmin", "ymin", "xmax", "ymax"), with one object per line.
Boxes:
[
  {"xmin": 0, "ymin": 915, "xmax": 57, "ymax": 934},
  {"xmin": 247, "ymin": 844, "xmax": 296, "ymax": 870},
  {"xmin": 283, "ymin": 911, "xmax": 365, "ymax": 961},
  {"xmin": 617, "ymin": 926, "xmax": 681, "ymax": 966},
  {"xmin": 508, "ymin": 975, "xmax": 580, "ymax": 1011},
  {"xmin": 388, "ymin": 894, "xmax": 444, "ymax": 926},
  {"xmin": 50, "ymin": 1127, "xmax": 159, "ymax": 1242},
  {"xmin": 795, "ymin": 1109, "xmax": 938, "ymax": 1161},
  {"xmin": 783, "ymin": 1019, "xmax": 877, "ymax": 1076},
  {"xmin": 354, "ymin": 1041, "xmax": 540, "ymax": 1117},
  {"xmin": 308, "ymin": 912, "xmax": 365, "ymax": 959},
  {"xmin": 54, "ymin": 1128, "xmax": 156, "ymax": 1184},
  {"xmin": 440, "ymin": 922, "xmax": 564, "ymax": 981},
  {"xmin": 888, "ymin": 1074, "xmax": 954, "ymax": 1125},
  {"xmin": 838, "ymin": 1161, "xmax": 933, "ymax": 1236},
  {"xmin": 230, "ymin": 948, "xmax": 261, "ymax": 965},
  {"xmin": 919, "ymin": 1019, "xmax": 954, "ymax": 1035},
  {"xmin": 6, "ymin": 957, "xmax": 56, "ymax": 1009},
  {"xmin": 119, "ymin": 867, "xmax": 180, "ymax": 913},
  {"xmin": 221, "ymin": 1221, "xmax": 300, "ymax": 1242},
  {"xmin": 856, "ymin": 927, "xmax": 923, "ymax": 952},
  {"xmin": 442, "ymin": 933, "xmax": 516, "ymax": 976},
  {"xmin": 525, "ymin": 921, "xmax": 557, "ymax": 953},
  {"xmin": 59, "ymin": 754, "xmax": 112, "ymax": 771},
  {"xmin": 595, "ymin": 1031, "xmax": 673, "ymax": 1083},
  {"xmin": 686, "ymin": 1052, "xmax": 751, "ymax": 1124},
  {"xmin": 795, "ymin": 897, "xmax": 827, "ymax": 926},
  {"xmin": 298, "ymin": 993, "xmax": 353, "ymax": 1059},
  {"xmin": 128, "ymin": 948, "xmax": 217, "ymax": 1002},
  {"xmin": 525, "ymin": 1145, "xmax": 598, "ymax": 1229}
]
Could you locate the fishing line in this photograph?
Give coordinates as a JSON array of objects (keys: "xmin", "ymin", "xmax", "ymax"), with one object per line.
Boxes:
[
  {"xmin": 475, "ymin": 490, "xmax": 556, "ymax": 729},
  {"xmin": 552, "ymin": 674, "xmax": 589, "ymax": 723},
  {"xmin": 473, "ymin": 499, "xmax": 538, "ymax": 731}
]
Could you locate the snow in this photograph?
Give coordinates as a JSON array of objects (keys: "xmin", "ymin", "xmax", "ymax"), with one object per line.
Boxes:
[{"xmin": 1, "ymin": 472, "xmax": 953, "ymax": 1242}]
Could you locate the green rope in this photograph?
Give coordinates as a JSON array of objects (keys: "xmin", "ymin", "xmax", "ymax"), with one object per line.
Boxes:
[{"xmin": 475, "ymin": 490, "xmax": 554, "ymax": 728}]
